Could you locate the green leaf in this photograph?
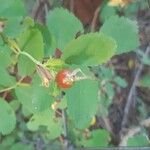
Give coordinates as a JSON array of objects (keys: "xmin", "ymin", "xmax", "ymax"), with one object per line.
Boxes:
[
  {"xmin": 137, "ymin": 50, "xmax": 150, "ymax": 65},
  {"xmin": 58, "ymin": 96, "xmax": 67, "ymax": 109},
  {"xmin": 105, "ymin": 82, "xmax": 115, "ymax": 98},
  {"xmin": 66, "ymin": 80, "xmax": 99, "ymax": 129},
  {"xmin": 0, "ymin": 0, "xmax": 26, "ymax": 37},
  {"xmin": 0, "ymin": 47, "xmax": 15, "ymax": 88},
  {"xmin": 17, "ymin": 28, "xmax": 44, "ymax": 76},
  {"xmin": 124, "ymin": 2, "xmax": 139, "ymax": 18},
  {"xmin": 1, "ymin": 135, "xmax": 15, "ymax": 147},
  {"xmin": 10, "ymin": 143, "xmax": 34, "ymax": 150},
  {"xmin": 100, "ymin": 4, "xmax": 117, "ymax": 22},
  {"xmin": 46, "ymin": 7, "xmax": 84, "ymax": 49},
  {"xmin": 15, "ymin": 84, "xmax": 53, "ymax": 114},
  {"xmin": 36, "ymin": 23, "xmax": 56, "ymax": 57},
  {"xmin": 22, "ymin": 105, "xmax": 32, "ymax": 117},
  {"xmin": 0, "ymin": 67, "xmax": 16, "ymax": 88},
  {"xmin": 99, "ymin": 66, "xmax": 115, "ymax": 79},
  {"xmin": 0, "ymin": 0, "xmax": 26, "ymax": 18},
  {"xmin": 114, "ymin": 76, "xmax": 128, "ymax": 88},
  {"xmin": 100, "ymin": 16, "xmax": 139, "ymax": 54},
  {"xmin": 62, "ymin": 33, "xmax": 116, "ymax": 66},
  {"xmin": 127, "ymin": 133, "xmax": 150, "ymax": 146},
  {"xmin": 0, "ymin": 98, "xmax": 16, "ymax": 135},
  {"xmin": 0, "ymin": 46, "xmax": 12, "ymax": 67},
  {"xmin": 80, "ymin": 129, "xmax": 110, "ymax": 147},
  {"xmin": 23, "ymin": 17, "xmax": 35, "ymax": 28},
  {"xmin": 98, "ymin": 92, "xmax": 112, "ymax": 117},
  {"xmin": 139, "ymin": 74, "xmax": 150, "ymax": 88},
  {"xmin": 4, "ymin": 17, "xmax": 25, "ymax": 37},
  {"xmin": 27, "ymin": 109, "xmax": 62, "ymax": 139},
  {"xmin": 9, "ymin": 100, "xmax": 20, "ymax": 112}
]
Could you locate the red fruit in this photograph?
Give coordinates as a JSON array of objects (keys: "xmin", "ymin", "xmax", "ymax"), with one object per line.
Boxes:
[{"xmin": 55, "ymin": 69, "xmax": 74, "ymax": 89}]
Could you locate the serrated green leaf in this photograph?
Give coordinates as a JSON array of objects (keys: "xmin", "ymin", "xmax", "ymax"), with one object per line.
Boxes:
[
  {"xmin": 4, "ymin": 17, "xmax": 25, "ymax": 37},
  {"xmin": 0, "ymin": 0, "xmax": 26, "ymax": 37},
  {"xmin": 15, "ymin": 84, "xmax": 53, "ymax": 114},
  {"xmin": 0, "ymin": 0, "xmax": 26, "ymax": 18},
  {"xmin": 80, "ymin": 129, "xmax": 110, "ymax": 147},
  {"xmin": 100, "ymin": 16, "xmax": 139, "ymax": 54},
  {"xmin": 17, "ymin": 28, "xmax": 44, "ymax": 76},
  {"xmin": 27, "ymin": 109, "xmax": 62, "ymax": 139},
  {"xmin": 0, "ymin": 98, "xmax": 16, "ymax": 135},
  {"xmin": 127, "ymin": 133, "xmax": 150, "ymax": 146},
  {"xmin": 100, "ymin": 4, "xmax": 117, "ymax": 22},
  {"xmin": 46, "ymin": 7, "xmax": 84, "ymax": 49},
  {"xmin": 36, "ymin": 23, "xmax": 56, "ymax": 57},
  {"xmin": 62, "ymin": 33, "xmax": 116, "ymax": 66},
  {"xmin": 66, "ymin": 80, "xmax": 99, "ymax": 129}
]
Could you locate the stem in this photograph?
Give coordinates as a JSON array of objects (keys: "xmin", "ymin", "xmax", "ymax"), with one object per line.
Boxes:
[
  {"xmin": 148, "ymin": 0, "xmax": 150, "ymax": 8},
  {"xmin": 120, "ymin": 46, "xmax": 150, "ymax": 132},
  {"xmin": 0, "ymin": 32, "xmax": 20, "ymax": 54},
  {"xmin": 0, "ymin": 86, "xmax": 16, "ymax": 93},
  {"xmin": 0, "ymin": 77, "xmax": 24, "ymax": 93},
  {"xmin": 19, "ymin": 51, "xmax": 44, "ymax": 68},
  {"xmin": 91, "ymin": 6, "xmax": 101, "ymax": 32},
  {"xmin": 120, "ymin": 117, "xmax": 150, "ymax": 146},
  {"xmin": 74, "ymin": 76, "xmax": 93, "ymax": 81},
  {"xmin": 0, "ymin": 33, "xmax": 45, "ymax": 69},
  {"xmin": 62, "ymin": 109, "xmax": 67, "ymax": 138},
  {"xmin": 62, "ymin": 109, "xmax": 69, "ymax": 149}
]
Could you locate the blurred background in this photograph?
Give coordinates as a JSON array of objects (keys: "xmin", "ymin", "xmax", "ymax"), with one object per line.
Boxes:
[{"xmin": 0, "ymin": 0, "xmax": 150, "ymax": 150}]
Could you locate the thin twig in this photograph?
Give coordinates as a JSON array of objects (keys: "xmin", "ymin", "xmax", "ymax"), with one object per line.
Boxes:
[
  {"xmin": 70, "ymin": 0, "xmax": 74, "ymax": 13},
  {"xmin": 32, "ymin": 0, "xmax": 51, "ymax": 22},
  {"xmin": 31, "ymin": 0, "xmax": 40, "ymax": 19},
  {"xmin": 0, "ymin": 77, "xmax": 24, "ymax": 93},
  {"xmin": 120, "ymin": 46, "xmax": 150, "ymax": 131},
  {"xmin": 147, "ymin": 0, "xmax": 150, "ymax": 8},
  {"xmin": 62, "ymin": 109, "xmax": 67, "ymax": 138},
  {"xmin": 62, "ymin": 109, "xmax": 69, "ymax": 149},
  {"xmin": 91, "ymin": 6, "xmax": 101, "ymax": 32},
  {"xmin": 119, "ymin": 117, "xmax": 150, "ymax": 146},
  {"xmin": 19, "ymin": 51, "xmax": 45, "ymax": 68}
]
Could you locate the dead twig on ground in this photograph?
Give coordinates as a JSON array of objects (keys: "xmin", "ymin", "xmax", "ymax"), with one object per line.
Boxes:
[
  {"xmin": 119, "ymin": 117, "xmax": 150, "ymax": 146},
  {"xmin": 91, "ymin": 6, "xmax": 101, "ymax": 32},
  {"xmin": 120, "ymin": 46, "xmax": 150, "ymax": 134}
]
